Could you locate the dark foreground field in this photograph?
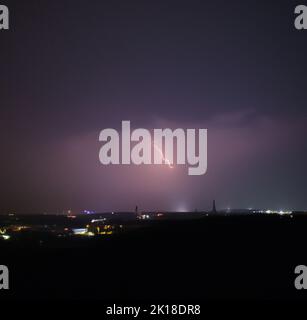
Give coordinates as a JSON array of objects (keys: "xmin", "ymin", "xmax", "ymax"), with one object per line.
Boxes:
[{"xmin": 1, "ymin": 215, "xmax": 307, "ymax": 301}]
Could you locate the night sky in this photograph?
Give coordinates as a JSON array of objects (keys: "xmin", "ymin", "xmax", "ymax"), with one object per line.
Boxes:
[{"xmin": 1, "ymin": 0, "xmax": 306, "ymax": 213}]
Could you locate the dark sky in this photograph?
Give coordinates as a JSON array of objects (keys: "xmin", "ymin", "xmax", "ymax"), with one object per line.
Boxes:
[{"xmin": 1, "ymin": 0, "xmax": 306, "ymax": 213}]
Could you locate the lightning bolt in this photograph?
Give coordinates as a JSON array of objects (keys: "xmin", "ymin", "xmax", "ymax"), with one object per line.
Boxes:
[{"xmin": 153, "ymin": 143, "xmax": 174, "ymax": 169}]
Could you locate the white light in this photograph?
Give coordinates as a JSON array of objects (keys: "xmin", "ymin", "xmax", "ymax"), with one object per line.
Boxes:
[
  {"xmin": 91, "ymin": 218, "xmax": 106, "ymax": 223},
  {"xmin": 72, "ymin": 228, "xmax": 87, "ymax": 235},
  {"xmin": 176, "ymin": 204, "xmax": 188, "ymax": 212}
]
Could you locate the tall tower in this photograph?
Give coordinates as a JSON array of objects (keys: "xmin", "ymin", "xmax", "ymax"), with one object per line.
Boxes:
[
  {"xmin": 135, "ymin": 205, "xmax": 141, "ymax": 219},
  {"xmin": 212, "ymin": 200, "xmax": 217, "ymax": 213}
]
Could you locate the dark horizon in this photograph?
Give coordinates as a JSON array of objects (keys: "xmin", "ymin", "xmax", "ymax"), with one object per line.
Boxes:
[{"xmin": 1, "ymin": 206, "xmax": 306, "ymax": 216}]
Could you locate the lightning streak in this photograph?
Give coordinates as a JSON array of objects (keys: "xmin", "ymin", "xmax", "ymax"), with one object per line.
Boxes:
[{"xmin": 153, "ymin": 143, "xmax": 174, "ymax": 169}]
